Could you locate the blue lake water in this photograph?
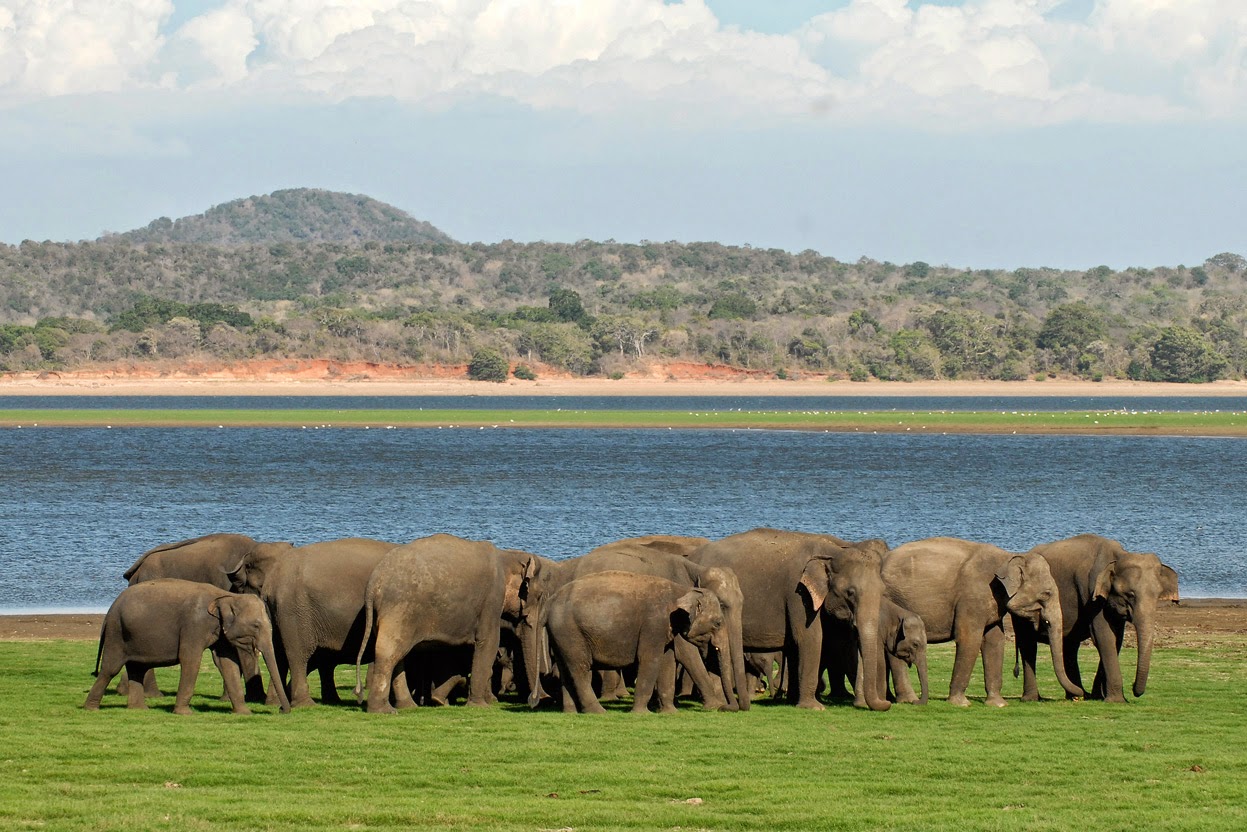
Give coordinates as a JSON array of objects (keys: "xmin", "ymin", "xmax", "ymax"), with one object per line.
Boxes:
[{"xmin": 0, "ymin": 424, "xmax": 1242, "ymax": 611}]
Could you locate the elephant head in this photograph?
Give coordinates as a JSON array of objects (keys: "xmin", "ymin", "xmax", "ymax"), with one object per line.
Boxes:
[
  {"xmin": 223, "ymin": 541, "xmax": 296, "ymax": 595},
  {"xmin": 672, "ymin": 588, "xmax": 727, "ymax": 655},
  {"xmin": 209, "ymin": 594, "xmax": 291, "ymax": 713},
  {"xmin": 1093, "ymin": 550, "xmax": 1180, "ymax": 697},
  {"xmin": 891, "ymin": 610, "xmax": 929, "ymax": 705},
  {"xmin": 800, "ymin": 538, "xmax": 892, "ymax": 711},
  {"xmin": 995, "ymin": 553, "xmax": 1084, "ymax": 699},
  {"xmin": 520, "ymin": 556, "xmax": 573, "ymax": 708}
]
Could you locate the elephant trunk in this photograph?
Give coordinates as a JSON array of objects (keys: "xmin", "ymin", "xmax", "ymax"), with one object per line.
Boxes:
[
  {"xmin": 258, "ymin": 627, "xmax": 290, "ymax": 714},
  {"xmin": 710, "ymin": 625, "xmax": 740, "ymax": 712},
  {"xmin": 855, "ymin": 604, "xmax": 891, "ymax": 711},
  {"xmin": 914, "ymin": 646, "xmax": 930, "ymax": 705},
  {"xmin": 518, "ymin": 619, "xmax": 545, "ymax": 709},
  {"xmin": 1132, "ymin": 609, "xmax": 1155, "ymax": 698},
  {"xmin": 1043, "ymin": 597, "xmax": 1084, "ymax": 699}
]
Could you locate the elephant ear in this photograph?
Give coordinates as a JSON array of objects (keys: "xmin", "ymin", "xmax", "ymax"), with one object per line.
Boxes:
[
  {"xmin": 670, "ymin": 590, "xmax": 703, "ymax": 635},
  {"xmin": 1092, "ymin": 562, "xmax": 1117, "ymax": 601},
  {"xmin": 995, "ymin": 556, "xmax": 1026, "ymax": 597},
  {"xmin": 799, "ymin": 558, "xmax": 831, "ymax": 613},
  {"xmin": 1158, "ymin": 564, "xmax": 1180, "ymax": 603}
]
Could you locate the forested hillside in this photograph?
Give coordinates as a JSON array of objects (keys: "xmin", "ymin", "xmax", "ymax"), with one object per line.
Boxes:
[
  {"xmin": 2, "ymin": 192, "xmax": 1245, "ymax": 382},
  {"xmin": 105, "ymin": 189, "xmax": 453, "ymax": 246}
]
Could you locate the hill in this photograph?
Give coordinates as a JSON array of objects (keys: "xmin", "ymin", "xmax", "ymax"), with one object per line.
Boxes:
[{"xmin": 104, "ymin": 189, "xmax": 453, "ymax": 245}]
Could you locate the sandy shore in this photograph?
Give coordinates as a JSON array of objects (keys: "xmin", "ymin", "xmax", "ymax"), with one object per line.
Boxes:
[{"xmin": 4, "ymin": 371, "xmax": 1247, "ymax": 398}]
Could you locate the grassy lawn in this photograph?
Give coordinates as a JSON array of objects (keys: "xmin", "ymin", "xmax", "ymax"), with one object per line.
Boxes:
[
  {"xmin": 2, "ymin": 638, "xmax": 1242, "ymax": 831},
  {"xmin": 3, "ymin": 407, "xmax": 1247, "ymax": 435}
]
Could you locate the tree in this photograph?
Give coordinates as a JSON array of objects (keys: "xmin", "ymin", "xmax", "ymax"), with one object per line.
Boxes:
[
  {"xmin": 1205, "ymin": 252, "xmax": 1246, "ymax": 273},
  {"xmin": 1148, "ymin": 326, "xmax": 1227, "ymax": 383},
  {"xmin": 708, "ymin": 292, "xmax": 757, "ymax": 320},
  {"xmin": 1037, "ymin": 302, "xmax": 1107, "ymax": 351},
  {"xmin": 467, "ymin": 348, "xmax": 509, "ymax": 382},
  {"xmin": 548, "ymin": 288, "xmax": 591, "ymax": 327}
]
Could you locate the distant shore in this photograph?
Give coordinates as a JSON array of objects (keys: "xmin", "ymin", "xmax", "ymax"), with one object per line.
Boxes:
[{"xmin": 4, "ymin": 365, "xmax": 1247, "ymax": 398}]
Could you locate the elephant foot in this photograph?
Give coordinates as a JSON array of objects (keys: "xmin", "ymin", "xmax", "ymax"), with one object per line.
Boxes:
[
  {"xmin": 395, "ymin": 698, "xmax": 418, "ymax": 710},
  {"xmin": 82, "ymin": 700, "xmax": 100, "ymax": 711},
  {"xmin": 630, "ymin": 704, "xmax": 652, "ymax": 714},
  {"xmin": 231, "ymin": 706, "xmax": 253, "ymax": 716},
  {"xmin": 896, "ymin": 693, "xmax": 921, "ymax": 705},
  {"xmin": 1020, "ymin": 691, "xmax": 1040, "ymax": 703},
  {"xmin": 1104, "ymin": 693, "xmax": 1127, "ymax": 704},
  {"xmin": 657, "ymin": 705, "xmax": 678, "ymax": 714},
  {"xmin": 172, "ymin": 704, "xmax": 192, "ymax": 715},
  {"xmin": 584, "ymin": 703, "xmax": 608, "ymax": 715},
  {"xmin": 368, "ymin": 702, "xmax": 398, "ymax": 715},
  {"xmin": 795, "ymin": 698, "xmax": 826, "ymax": 711},
  {"xmin": 465, "ymin": 697, "xmax": 491, "ymax": 708},
  {"xmin": 290, "ymin": 697, "xmax": 318, "ymax": 709},
  {"xmin": 947, "ymin": 693, "xmax": 971, "ymax": 707},
  {"xmin": 985, "ymin": 695, "xmax": 1008, "ymax": 708}
]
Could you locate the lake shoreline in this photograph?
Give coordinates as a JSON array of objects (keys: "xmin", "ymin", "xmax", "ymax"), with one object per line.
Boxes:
[{"xmin": 4, "ymin": 369, "xmax": 1247, "ymax": 398}]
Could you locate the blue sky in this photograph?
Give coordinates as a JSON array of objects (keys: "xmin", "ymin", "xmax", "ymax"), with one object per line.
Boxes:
[{"xmin": 0, "ymin": 0, "xmax": 1243, "ymax": 269}]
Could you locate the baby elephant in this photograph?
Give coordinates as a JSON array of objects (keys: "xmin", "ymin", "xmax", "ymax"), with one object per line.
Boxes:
[
  {"xmin": 84, "ymin": 579, "xmax": 291, "ymax": 715},
  {"xmin": 545, "ymin": 570, "xmax": 726, "ymax": 714}
]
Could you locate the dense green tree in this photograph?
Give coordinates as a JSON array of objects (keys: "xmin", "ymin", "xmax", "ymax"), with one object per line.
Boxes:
[
  {"xmin": 1037, "ymin": 302, "xmax": 1108, "ymax": 351},
  {"xmin": 548, "ymin": 288, "xmax": 591, "ymax": 327},
  {"xmin": 707, "ymin": 292, "xmax": 757, "ymax": 320},
  {"xmin": 1148, "ymin": 326, "xmax": 1228, "ymax": 382},
  {"xmin": 467, "ymin": 348, "xmax": 510, "ymax": 382}
]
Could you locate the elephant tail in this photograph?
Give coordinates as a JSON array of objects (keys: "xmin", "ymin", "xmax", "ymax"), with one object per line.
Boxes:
[
  {"xmin": 353, "ymin": 590, "xmax": 376, "ymax": 704},
  {"xmin": 91, "ymin": 618, "xmax": 106, "ymax": 677},
  {"xmin": 1013, "ymin": 640, "xmax": 1020, "ymax": 679}
]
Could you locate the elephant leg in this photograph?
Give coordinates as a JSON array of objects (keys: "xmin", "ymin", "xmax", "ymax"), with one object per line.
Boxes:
[
  {"xmin": 125, "ymin": 662, "xmax": 151, "ymax": 709},
  {"xmin": 1090, "ymin": 615, "xmax": 1126, "ymax": 702},
  {"xmin": 318, "ymin": 660, "xmax": 344, "ymax": 705},
  {"xmin": 564, "ymin": 649, "xmax": 604, "ymax": 715},
  {"xmin": 216, "ymin": 646, "xmax": 252, "ymax": 715},
  {"xmin": 284, "ymin": 644, "xmax": 319, "ymax": 708},
  {"xmin": 655, "ymin": 650, "xmax": 678, "ymax": 714},
  {"xmin": 632, "ymin": 648, "xmax": 664, "ymax": 715},
  {"xmin": 392, "ymin": 660, "xmax": 419, "ymax": 709},
  {"xmin": 365, "ymin": 623, "xmax": 413, "ymax": 715},
  {"xmin": 85, "ymin": 655, "xmax": 124, "ymax": 710},
  {"xmin": 1015, "ymin": 620, "xmax": 1041, "ymax": 702},
  {"xmin": 1062, "ymin": 634, "xmax": 1084, "ymax": 699},
  {"xmin": 142, "ymin": 668, "xmax": 162, "ymax": 698},
  {"xmin": 948, "ymin": 621, "xmax": 985, "ymax": 707},
  {"xmin": 888, "ymin": 654, "xmax": 920, "ymax": 705},
  {"xmin": 596, "ymin": 670, "xmax": 624, "ymax": 702},
  {"xmin": 466, "ymin": 622, "xmax": 502, "ymax": 707},
  {"xmin": 981, "ymin": 625, "xmax": 1007, "ymax": 708},
  {"xmin": 172, "ymin": 647, "xmax": 205, "ymax": 715},
  {"xmin": 790, "ymin": 617, "xmax": 826, "ymax": 710},
  {"xmin": 673, "ymin": 636, "xmax": 730, "ymax": 711}
]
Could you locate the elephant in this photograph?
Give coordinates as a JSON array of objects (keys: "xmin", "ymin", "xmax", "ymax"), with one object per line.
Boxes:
[
  {"xmin": 586, "ymin": 535, "xmax": 712, "ymax": 559},
  {"xmin": 881, "ymin": 537, "xmax": 1085, "ymax": 707},
  {"xmin": 825, "ymin": 597, "xmax": 930, "ymax": 706},
  {"xmin": 120, "ymin": 532, "xmax": 286, "ymax": 701},
  {"xmin": 689, "ymin": 528, "xmax": 893, "ymax": 711},
  {"xmin": 545, "ymin": 540, "xmax": 747, "ymax": 711},
  {"xmin": 353, "ymin": 534, "xmax": 536, "ymax": 714},
  {"xmin": 544, "ymin": 570, "xmax": 727, "ymax": 714},
  {"xmin": 1013, "ymin": 533, "xmax": 1180, "ymax": 703},
  {"xmin": 84, "ymin": 578, "xmax": 291, "ymax": 715},
  {"xmin": 226, "ymin": 537, "xmax": 397, "ymax": 708}
]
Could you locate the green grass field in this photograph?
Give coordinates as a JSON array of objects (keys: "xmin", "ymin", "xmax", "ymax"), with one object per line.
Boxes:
[
  {"xmin": 3, "ymin": 407, "xmax": 1247, "ymax": 435},
  {"xmin": 3, "ymin": 638, "xmax": 1242, "ymax": 831}
]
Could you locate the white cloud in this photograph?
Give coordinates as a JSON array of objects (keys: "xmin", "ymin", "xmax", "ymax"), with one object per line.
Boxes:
[{"xmin": 0, "ymin": 0, "xmax": 1243, "ymax": 126}]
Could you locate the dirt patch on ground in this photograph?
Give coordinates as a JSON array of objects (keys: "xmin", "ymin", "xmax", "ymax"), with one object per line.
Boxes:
[{"xmin": 4, "ymin": 600, "xmax": 1244, "ymax": 645}]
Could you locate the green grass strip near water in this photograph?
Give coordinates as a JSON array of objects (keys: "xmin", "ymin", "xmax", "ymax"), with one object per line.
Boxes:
[
  {"xmin": 2, "ymin": 407, "xmax": 1247, "ymax": 435},
  {"xmin": 2, "ymin": 639, "xmax": 1243, "ymax": 831}
]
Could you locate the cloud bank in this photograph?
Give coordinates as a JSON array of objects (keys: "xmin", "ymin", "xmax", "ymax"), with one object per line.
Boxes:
[{"xmin": 1, "ymin": 0, "xmax": 1244, "ymax": 126}]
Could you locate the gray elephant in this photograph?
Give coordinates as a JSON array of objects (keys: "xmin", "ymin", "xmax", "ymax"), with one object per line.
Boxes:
[
  {"xmin": 226, "ymin": 537, "xmax": 397, "ymax": 708},
  {"xmin": 120, "ymin": 532, "xmax": 283, "ymax": 700},
  {"xmin": 689, "ymin": 528, "xmax": 893, "ymax": 711},
  {"xmin": 1013, "ymin": 533, "xmax": 1179, "ymax": 702},
  {"xmin": 543, "ymin": 540, "xmax": 746, "ymax": 712},
  {"xmin": 826, "ymin": 597, "xmax": 930, "ymax": 706},
  {"xmin": 84, "ymin": 578, "xmax": 291, "ymax": 715},
  {"xmin": 882, "ymin": 537, "xmax": 1084, "ymax": 707},
  {"xmin": 353, "ymin": 534, "xmax": 535, "ymax": 714},
  {"xmin": 544, "ymin": 570, "xmax": 727, "ymax": 714}
]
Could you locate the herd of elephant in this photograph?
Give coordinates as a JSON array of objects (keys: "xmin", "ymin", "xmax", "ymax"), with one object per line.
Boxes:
[{"xmin": 83, "ymin": 528, "xmax": 1180, "ymax": 716}]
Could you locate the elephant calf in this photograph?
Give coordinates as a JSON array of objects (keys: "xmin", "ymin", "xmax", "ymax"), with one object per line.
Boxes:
[
  {"xmin": 544, "ymin": 570, "xmax": 727, "ymax": 714},
  {"xmin": 84, "ymin": 578, "xmax": 291, "ymax": 715}
]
